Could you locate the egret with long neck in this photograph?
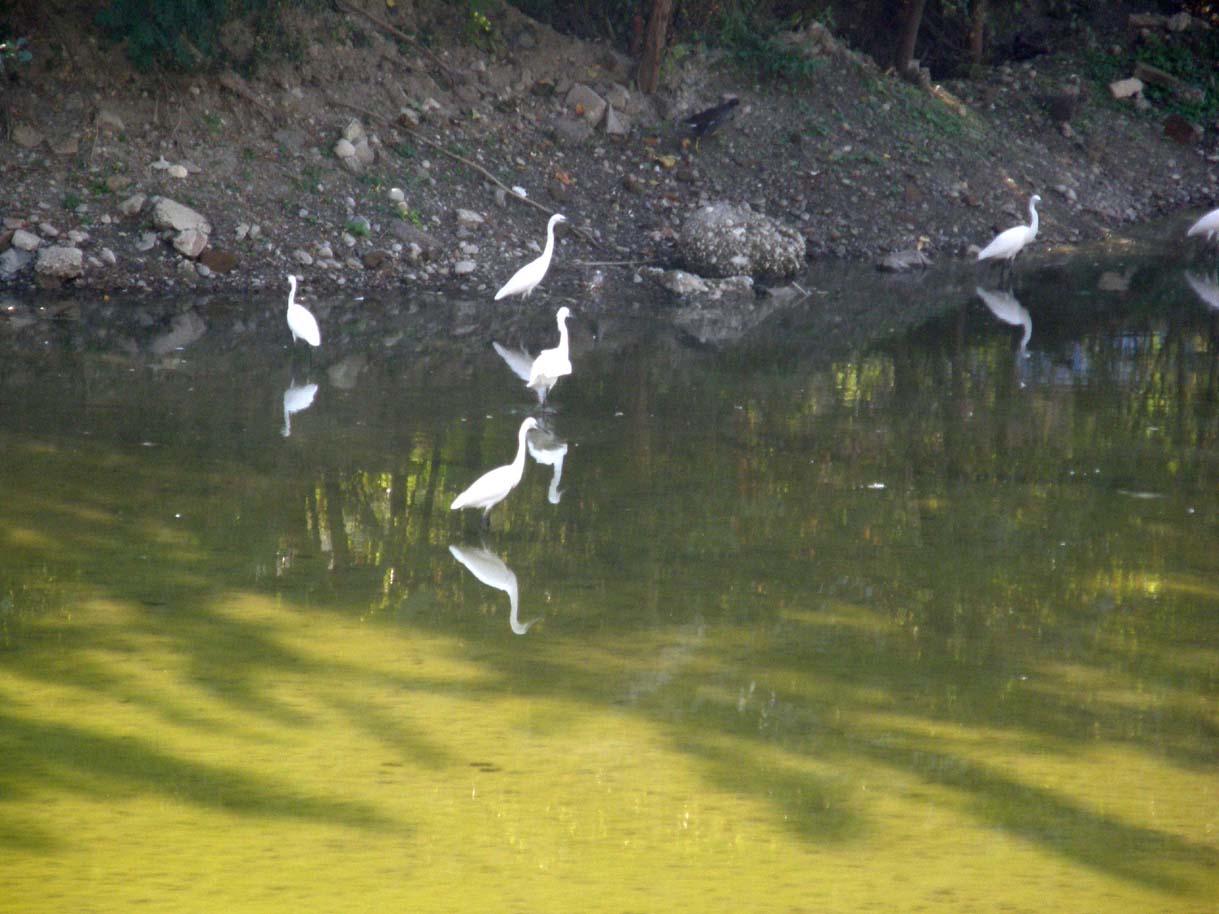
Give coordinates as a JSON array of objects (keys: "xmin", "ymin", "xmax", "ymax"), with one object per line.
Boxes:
[
  {"xmin": 494, "ymin": 213, "xmax": 567, "ymax": 300},
  {"xmin": 978, "ymin": 194, "xmax": 1041, "ymax": 271},
  {"xmin": 286, "ymin": 275, "xmax": 321, "ymax": 347},
  {"xmin": 526, "ymin": 306, "xmax": 572, "ymax": 407},
  {"xmin": 451, "ymin": 417, "xmax": 539, "ymax": 527}
]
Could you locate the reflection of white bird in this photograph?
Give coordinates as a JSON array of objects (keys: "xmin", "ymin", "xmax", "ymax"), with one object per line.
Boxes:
[
  {"xmin": 1186, "ymin": 207, "xmax": 1219, "ymax": 243},
  {"xmin": 281, "ymin": 381, "xmax": 319, "ymax": 437},
  {"xmin": 528, "ymin": 424, "xmax": 568, "ymax": 504},
  {"xmin": 494, "ymin": 213, "xmax": 567, "ymax": 300},
  {"xmin": 449, "ymin": 544, "xmax": 539, "ymax": 635},
  {"xmin": 492, "ymin": 340, "xmax": 534, "ymax": 386},
  {"xmin": 527, "ymin": 306, "xmax": 572, "ymax": 406},
  {"xmin": 1185, "ymin": 272, "xmax": 1219, "ymax": 310},
  {"xmin": 451, "ymin": 416, "xmax": 539, "ymax": 526},
  {"xmin": 286, "ymin": 275, "xmax": 321, "ymax": 347},
  {"xmin": 977, "ymin": 286, "xmax": 1032, "ymax": 355},
  {"xmin": 978, "ymin": 194, "xmax": 1040, "ymax": 267}
]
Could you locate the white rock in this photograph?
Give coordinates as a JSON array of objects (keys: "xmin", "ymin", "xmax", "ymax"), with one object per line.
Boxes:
[
  {"xmin": 316, "ymin": 241, "xmax": 335, "ymax": 259},
  {"xmin": 293, "ymin": 249, "xmax": 314, "ymax": 265},
  {"xmin": 167, "ymin": 164, "xmax": 189, "ymax": 179},
  {"xmin": 389, "ymin": 187, "xmax": 405, "ymax": 202},
  {"xmin": 565, "ymin": 84, "xmax": 607, "ymax": 124},
  {"xmin": 1109, "ymin": 77, "xmax": 1144, "ymax": 99},
  {"xmin": 152, "ymin": 156, "xmax": 172, "ymax": 170},
  {"xmin": 34, "ymin": 245, "xmax": 83, "ymax": 280},
  {"xmin": 342, "ymin": 119, "xmax": 366, "ymax": 143},
  {"xmin": 453, "ymin": 260, "xmax": 477, "ymax": 275},
  {"xmin": 152, "ymin": 197, "xmax": 212, "ymax": 234},
  {"xmin": 135, "ymin": 232, "xmax": 158, "ymax": 252},
  {"xmin": 11, "ymin": 229, "xmax": 41, "ymax": 251},
  {"xmin": 38, "ymin": 222, "xmax": 59, "ymax": 238},
  {"xmin": 0, "ymin": 248, "xmax": 32, "ymax": 275},
  {"xmin": 68, "ymin": 230, "xmax": 89, "ymax": 244},
  {"xmin": 119, "ymin": 193, "xmax": 147, "ymax": 216},
  {"xmin": 196, "ymin": 263, "xmax": 213, "ymax": 278},
  {"xmin": 235, "ymin": 223, "xmax": 250, "ymax": 240},
  {"xmin": 173, "ymin": 227, "xmax": 208, "ymax": 258},
  {"xmin": 334, "ymin": 138, "xmax": 357, "ymax": 159},
  {"xmin": 511, "ymin": 185, "xmax": 528, "ymax": 198},
  {"xmin": 100, "ymin": 247, "xmax": 117, "ymax": 265},
  {"xmin": 342, "ymin": 232, "xmax": 357, "ymax": 248},
  {"xmin": 456, "ymin": 208, "xmax": 485, "ymax": 228}
]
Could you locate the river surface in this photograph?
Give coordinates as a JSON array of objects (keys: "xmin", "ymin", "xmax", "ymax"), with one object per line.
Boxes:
[{"xmin": 1, "ymin": 250, "xmax": 1217, "ymax": 913}]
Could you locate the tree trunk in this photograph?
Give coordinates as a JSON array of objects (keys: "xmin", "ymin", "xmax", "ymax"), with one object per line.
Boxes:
[
  {"xmin": 895, "ymin": 0, "xmax": 927, "ymax": 77},
  {"xmin": 969, "ymin": 0, "xmax": 988, "ymax": 66},
  {"xmin": 637, "ymin": 0, "xmax": 673, "ymax": 95}
]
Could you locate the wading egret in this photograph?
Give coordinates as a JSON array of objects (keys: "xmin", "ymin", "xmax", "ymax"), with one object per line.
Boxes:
[
  {"xmin": 494, "ymin": 213, "xmax": 567, "ymax": 300},
  {"xmin": 976, "ymin": 286, "xmax": 1032, "ymax": 356},
  {"xmin": 286, "ymin": 275, "xmax": 321, "ymax": 347},
  {"xmin": 449, "ymin": 544, "xmax": 539, "ymax": 635},
  {"xmin": 978, "ymin": 194, "xmax": 1041, "ymax": 269},
  {"xmin": 281, "ymin": 381, "xmax": 319, "ymax": 437},
  {"xmin": 492, "ymin": 340, "xmax": 534, "ymax": 386},
  {"xmin": 1186, "ymin": 207, "xmax": 1219, "ymax": 243},
  {"xmin": 451, "ymin": 416, "xmax": 539, "ymax": 526},
  {"xmin": 527, "ymin": 306, "xmax": 572, "ymax": 406}
]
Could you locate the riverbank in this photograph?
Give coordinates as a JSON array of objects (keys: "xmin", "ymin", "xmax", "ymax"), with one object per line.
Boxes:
[{"xmin": 1, "ymin": 1, "xmax": 1216, "ymax": 304}]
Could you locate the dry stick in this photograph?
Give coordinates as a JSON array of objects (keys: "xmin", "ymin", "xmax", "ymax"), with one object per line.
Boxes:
[
  {"xmin": 333, "ymin": 0, "xmax": 464, "ymax": 87},
  {"xmin": 326, "ymin": 93, "xmax": 602, "ymax": 249}
]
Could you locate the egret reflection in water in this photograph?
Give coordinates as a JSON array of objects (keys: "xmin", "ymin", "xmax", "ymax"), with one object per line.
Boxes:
[
  {"xmin": 449, "ymin": 544, "xmax": 540, "ymax": 634},
  {"xmin": 281, "ymin": 381, "xmax": 319, "ymax": 437},
  {"xmin": 1185, "ymin": 271, "xmax": 1219, "ymax": 311},
  {"xmin": 528, "ymin": 422, "xmax": 568, "ymax": 504},
  {"xmin": 977, "ymin": 285, "xmax": 1032, "ymax": 356}
]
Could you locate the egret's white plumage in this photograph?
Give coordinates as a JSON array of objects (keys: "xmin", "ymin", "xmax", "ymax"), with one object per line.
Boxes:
[
  {"xmin": 494, "ymin": 213, "xmax": 567, "ymax": 300},
  {"xmin": 978, "ymin": 194, "xmax": 1041, "ymax": 265},
  {"xmin": 977, "ymin": 286, "xmax": 1032, "ymax": 355},
  {"xmin": 281, "ymin": 381, "xmax": 319, "ymax": 437},
  {"xmin": 526, "ymin": 306, "xmax": 572, "ymax": 405},
  {"xmin": 286, "ymin": 275, "xmax": 321, "ymax": 347},
  {"xmin": 451, "ymin": 417, "xmax": 539, "ymax": 523},
  {"xmin": 492, "ymin": 341, "xmax": 534, "ymax": 384},
  {"xmin": 1186, "ymin": 207, "xmax": 1219, "ymax": 243},
  {"xmin": 449, "ymin": 544, "xmax": 539, "ymax": 634}
]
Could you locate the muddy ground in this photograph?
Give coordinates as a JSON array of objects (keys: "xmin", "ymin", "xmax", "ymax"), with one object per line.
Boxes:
[{"xmin": 1, "ymin": 0, "xmax": 1216, "ymax": 308}]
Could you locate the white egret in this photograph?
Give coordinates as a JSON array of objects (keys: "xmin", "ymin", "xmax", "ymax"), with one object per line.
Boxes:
[
  {"xmin": 527, "ymin": 424, "xmax": 568, "ymax": 504},
  {"xmin": 978, "ymin": 194, "xmax": 1041, "ymax": 268},
  {"xmin": 281, "ymin": 381, "xmax": 319, "ymax": 437},
  {"xmin": 449, "ymin": 544, "xmax": 539, "ymax": 635},
  {"xmin": 286, "ymin": 275, "xmax": 321, "ymax": 347},
  {"xmin": 494, "ymin": 213, "xmax": 567, "ymax": 300},
  {"xmin": 1186, "ymin": 207, "xmax": 1219, "ymax": 243},
  {"xmin": 527, "ymin": 306, "xmax": 572, "ymax": 406},
  {"xmin": 492, "ymin": 340, "xmax": 534, "ymax": 385},
  {"xmin": 451, "ymin": 416, "xmax": 539, "ymax": 526},
  {"xmin": 976, "ymin": 286, "xmax": 1032, "ymax": 356}
]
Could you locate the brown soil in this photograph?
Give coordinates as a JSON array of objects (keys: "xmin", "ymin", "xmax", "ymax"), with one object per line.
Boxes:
[{"xmin": 1, "ymin": 0, "xmax": 1216, "ymax": 303}]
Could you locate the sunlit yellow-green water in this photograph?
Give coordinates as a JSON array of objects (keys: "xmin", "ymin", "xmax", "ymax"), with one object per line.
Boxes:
[{"xmin": 1, "ymin": 267, "xmax": 1217, "ymax": 912}]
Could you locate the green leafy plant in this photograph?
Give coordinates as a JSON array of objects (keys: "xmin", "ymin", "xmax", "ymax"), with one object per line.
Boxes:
[{"xmin": 0, "ymin": 34, "xmax": 32, "ymax": 77}]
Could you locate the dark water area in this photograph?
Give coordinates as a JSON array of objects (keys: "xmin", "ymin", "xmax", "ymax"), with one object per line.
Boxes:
[{"xmin": 0, "ymin": 245, "xmax": 1216, "ymax": 912}]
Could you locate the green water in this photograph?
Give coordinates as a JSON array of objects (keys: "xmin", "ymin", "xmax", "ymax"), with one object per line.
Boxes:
[{"xmin": 0, "ymin": 259, "xmax": 1217, "ymax": 913}]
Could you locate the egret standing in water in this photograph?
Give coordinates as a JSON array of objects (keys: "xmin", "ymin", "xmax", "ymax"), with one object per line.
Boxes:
[
  {"xmin": 451, "ymin": 417, "xmax": 539, "ymax": 527},
  {"xmin": 527, "ymin": 306, "xmax": 572, "ymax": 407},
  {"xmin": 286, "ymin": 275, "xmax": 321, "ymax": 348},
  {"xmin": 494, "ymin": 213, "xmax": 567, "ymax": 300},
  {"xmin": 978, "ymin": 194, "xmax": 1041, "ymax": 272},
  {"xmin": 1186, "ymin": 207, "xmax": 1219, "ymax": 244}
]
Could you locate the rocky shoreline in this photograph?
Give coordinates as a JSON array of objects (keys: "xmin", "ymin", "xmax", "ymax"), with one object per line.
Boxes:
[{"xmin": 1, "ymin": 4, "xmax": 1217, "ymax": 307}]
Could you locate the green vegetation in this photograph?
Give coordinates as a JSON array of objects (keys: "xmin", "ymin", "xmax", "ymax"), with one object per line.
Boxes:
[{"xmin": 0, "ymin": 34, "xmax": 31, "ymax": 76}]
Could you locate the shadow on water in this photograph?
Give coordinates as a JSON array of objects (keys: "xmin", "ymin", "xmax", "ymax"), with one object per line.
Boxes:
[{"xmin": 0, "ymin": 241, "xmax": 1217, "ymax": 899}]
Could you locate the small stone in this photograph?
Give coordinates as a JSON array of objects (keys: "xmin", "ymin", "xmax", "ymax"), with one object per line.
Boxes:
[
  {"xmin": 173, "ymin": 227, "xmax": 208, "ymax": 258},
  {"xmin": 1109, "ymin": 77, "xmax": 1144, "ymax": 100},
  {"xmin": 389, "ymin": 187, "xmax": 405, "ymax": 202},
  {"xmin": 105, "ymin": 174, "xmax": 131, "ymax": 192},
  {"xmin": 342, "ymin": 232, "xmax": 357, "ymax": 248},
  {"xmin": 0, "ymin": 248, "xmax": 32, "ymax": 275},
  {"xmin": 565, "ymin": 83, "xmax": 607, "ymax": 124},
  {"xmin": 293, "ymin": 249, "xmax": 314, "ymax": 266},
  {"xmin": 604, "ymin": 106, "xmax": 630, "ymax": 136},
  {"xmin": 135, "ymin": 232, "xmax": 158, "ymax": 252},
  {"xmin": 456, "ymin": 208, "xmax": 485, "ymax": 228},
  {"xmin": 235, "ymin": 223, "xmax": 250, "ymax": 240},
  {"xmin": 120, "ymin": 193, "xmax": 147, "ymax": 216},
  {"xmin": 67, "ymin": 230, "xmax": 89, "ymax": 244},
  {"xmin": 344, "ymin": 257, "xmax": 363, "ymax": 271},
  {"xmin": 362, "ymin": 250, "xmax": 389, "ymax": 269},
  {"xmin": 167, "ymin": 163, "xmax": 189, "ymax": 179},
  {"xmin": 196, "ymin": 263, "xmax": 213, "ymax": 278},
  {"xmin": 52, "ymin": 136, "xmax": 80, "ymax": 156},
  {"xmin": 152, "ymin": 197, "xmax": 211, "ymax": 234},
  {"xmin": 316, "ymin": 241, "xmax": 335, "ymax": 259},
  {"xmin": 38, "ymin": 222, "xmax": 59, "ymax": 238},
  {"xmin": 453, "ymin": 260, "xmax": 477, "ymax": 275},
  {"xmin": 334, "ymin": 138, "xmax": 357, "ymax": 159},
  {"xmin": 100, "ymin": 247, "xmax": 117, "ymax": 266},
  {"xmin": 96, "ymin": 109, "xmax": 126, "ymax": 132},
  {"xmin": 11, "ymin": 124, "xmax": 44, "ymax": 149},
  {"xmin": 342, "ymin": 119, "xmax": 366, "ymax": 143},
  {"xmin": 11, "ymin": 229, "xmax": 41, "ymax": 252},
  {"xmin": 34, "ymin": 245, "xmax": 84, "ymax": 281}
]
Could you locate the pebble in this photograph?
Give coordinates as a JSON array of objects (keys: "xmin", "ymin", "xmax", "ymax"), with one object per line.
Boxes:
[
  {"xmin": 453, "ymin": 260, "xmax": 476, "ymax": 275},
  {"xmin": 293, "ymin": 249, "xmax": 313, "ymax": 265}
]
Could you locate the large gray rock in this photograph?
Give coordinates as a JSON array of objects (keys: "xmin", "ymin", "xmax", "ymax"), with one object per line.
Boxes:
[
  {"xmin": 678, "ymin": 203, "xmax": 805, "ymax": 281},
  {"xmin": 565, "ymin": 83, "xmax": 607, "ymax": 125},
  {"xmin": 34, "ymin": 245, "xmax": 83, "ymax": 281},
  {"xmin": 0, "ymin": 248, "xmax": 32, "ymax": 277},
  {"xmin": 151, "ymin": 197, "xmax": 212, "ymax": 235}
]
